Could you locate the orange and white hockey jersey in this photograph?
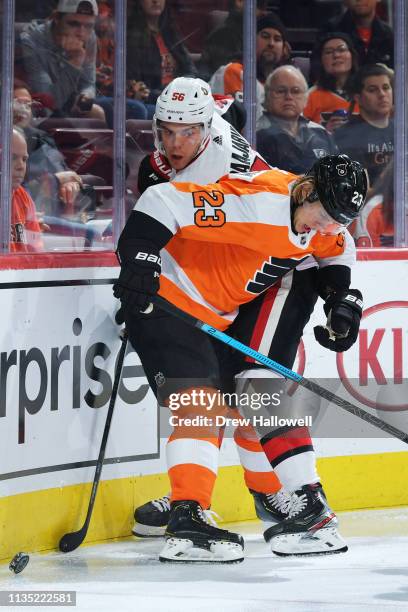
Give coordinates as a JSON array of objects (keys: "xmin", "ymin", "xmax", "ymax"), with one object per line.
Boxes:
[
  {"xmin": 209, "ymin": 63, "xmax": 265, "ymax": 122},
  {"xmin": 11, "ymin": 186, "xmax": 43, "ymax": 252},
  {"xmin": 135, "ymin": 167, "xmax": 356, "ymax": 330},
  {"xmin": 304, "ymin": 86, "xmax": 358, "ymax": 125}
]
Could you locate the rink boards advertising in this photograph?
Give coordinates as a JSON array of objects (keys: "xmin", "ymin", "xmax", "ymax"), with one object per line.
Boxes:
[{"xmin": 0, "ymin": 250, "xmax": 407, "ymax": 558}]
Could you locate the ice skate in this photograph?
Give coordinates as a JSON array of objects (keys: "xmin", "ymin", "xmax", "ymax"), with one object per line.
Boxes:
[
  {"xmin": 251, "ymin": 488, "xmax": 297, "ymax": 529},
  {"xmin": 132, "ymin": 494, "xmax": 170, "ymax": 537},
  {"xmin": 264, "ymin": 483, "xmax": 348, "ymax": 556},
  {"xmin": 159, "ymin": 500, "xmax": 244, "ymax": 563}
]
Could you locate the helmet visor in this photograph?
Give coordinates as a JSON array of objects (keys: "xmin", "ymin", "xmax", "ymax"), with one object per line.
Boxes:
[{"xmin": 156, "ymin": 122, "xmax": 205, "ymax": 146}]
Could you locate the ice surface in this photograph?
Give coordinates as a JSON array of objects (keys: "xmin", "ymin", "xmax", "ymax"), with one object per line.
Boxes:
[{"xmin": 1, "ymin": 507, "xmax": 408, "ymax": 612}]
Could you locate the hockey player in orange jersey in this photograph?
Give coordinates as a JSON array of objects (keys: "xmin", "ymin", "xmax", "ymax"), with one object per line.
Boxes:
[{"xmin": 114, "ymin": 154, "xmax": 367, "ymax": 562}]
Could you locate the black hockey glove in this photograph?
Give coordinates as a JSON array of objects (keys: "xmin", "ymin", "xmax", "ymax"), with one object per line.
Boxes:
[
  {"xmin": 113, "ymin": 240, "xmax": 161, "ymax": 318},
  {"xmin": 314, "ymin": 289, "xmax": 363, "ymax": 353}
]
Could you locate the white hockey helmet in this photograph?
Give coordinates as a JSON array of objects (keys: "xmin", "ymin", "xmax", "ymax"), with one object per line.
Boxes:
[{"xmin": 153, "ymin": 77, "xmax": 215, "ymax": 155}]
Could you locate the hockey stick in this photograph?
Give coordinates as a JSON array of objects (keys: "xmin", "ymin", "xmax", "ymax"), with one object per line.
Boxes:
[
  {"xmin": 151, "ymin": 296, "xmax": 408, "ymax": 444},
  {"xmin": 59, "ymin": 330, "xmax": 128, "ymax": 553}
]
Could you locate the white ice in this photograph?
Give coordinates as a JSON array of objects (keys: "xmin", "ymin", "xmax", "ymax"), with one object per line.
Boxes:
[{"xmin": 1, "ymin": 507, "xmax": 408, "ymax": 612}]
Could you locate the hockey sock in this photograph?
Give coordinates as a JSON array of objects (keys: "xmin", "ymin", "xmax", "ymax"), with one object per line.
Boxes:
[
  {"xmin": 234, "ymin": 427, "xmax": 281, "ymax": 493},
  {"xmin": 260, "ymin": 426, "xmax": 319, "ymax": 491},
  {"xmin": 166, "ymin": 435, "xmax": 220, "ymax": 508}
]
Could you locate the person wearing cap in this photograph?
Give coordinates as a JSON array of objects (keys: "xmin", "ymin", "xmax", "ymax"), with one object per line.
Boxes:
[
  {"xmin": 208, "ymin": 13, "xmax": 291, "ymax": 121},
  {"xmin": 19, "ymin": 0, "xmax": 105, "ymax": 120},
  {"xmin": 304, "ymin": 32, "xmax": 360, "ymax": 132},
  {"xmin": 256, "ymin": 65, "xmax": 338, "ymax": 174}
]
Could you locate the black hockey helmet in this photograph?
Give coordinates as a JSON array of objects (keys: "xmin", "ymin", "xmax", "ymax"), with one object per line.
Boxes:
[{"xmin": 306, "ymin": 154, "xmax": 368, "ymax": 225}]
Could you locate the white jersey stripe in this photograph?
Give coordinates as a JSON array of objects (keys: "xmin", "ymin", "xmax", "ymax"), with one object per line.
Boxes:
[
  {"xmin": 166, "ymin": 438, "xmax": 219, "ymax": 475},
  {"xmin": 235, "ymin": 444, "xmax": 274, "ymax": 473},
  {"xmin": 257, "ymin": 273, "xmax": 294, "ymax": 357}
]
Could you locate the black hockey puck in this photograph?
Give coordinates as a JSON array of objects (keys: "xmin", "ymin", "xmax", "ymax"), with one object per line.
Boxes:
[{"xmin": 9, "ymin": 552, "xmax": 29, "ymax": 574}]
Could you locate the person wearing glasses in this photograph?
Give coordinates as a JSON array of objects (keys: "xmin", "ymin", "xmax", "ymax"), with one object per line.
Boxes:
[
  {"xmin": 322, "ymin": 0, "xmax": 393, "ymax": 69},
  {"xmin": 12, "ymin": 80, "xmax": 102, "ymax": 248},
  {"xmin": 13, "ymin": 79, "xmax": 84, "ymax": 213},
  {"xmin": 19, "ymin": 0, "xmax": 105, "ymax": 120},
  {"xmin": 304, "ymin": 33, "xmax": 360, "ymax": 133},
  {"xmin": 256, "ymin": 65, "xmax": 338, "ymax": 174}
]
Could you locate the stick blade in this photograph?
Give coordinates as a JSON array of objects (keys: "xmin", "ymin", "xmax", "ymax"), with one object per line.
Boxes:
[{"xmin": 59, "ymin": 527, "xmax": 87, "ymax": 553}]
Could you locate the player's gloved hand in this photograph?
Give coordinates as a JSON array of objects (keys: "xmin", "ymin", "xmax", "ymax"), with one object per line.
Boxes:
[
  {"xmin": 314, "ymin": 289, "xmax": 363, "ymax": 352},
  {"xmin": 113, "ymin": 240, "xmax": 161, "ymax": 317}
]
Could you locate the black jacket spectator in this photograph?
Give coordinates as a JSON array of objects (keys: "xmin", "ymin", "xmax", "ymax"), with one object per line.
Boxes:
[
  {"xmin": 22, "ymin": 125, "xmax": 70, "ymax": 214},
  {"xmin": 334, "ymin": 114, "xmax": 394, "ymax": 184},
  {"xmin": 198, "ymin": 0, "xmax": 270, "ymax": 82},
  {"xmin": 323, "ymin": 9, "xmax": 394, "ymax": 68},
  {"xmin": 126, "ymin": 1, "xmax": 197, "ymax": 105},
  {"xmin": 256, "ymin": 114, "xmax": 338, "ymax": 174},
  {"xmin": 198, "ymin": 9, "xmax": 244, "ymax": 82}
]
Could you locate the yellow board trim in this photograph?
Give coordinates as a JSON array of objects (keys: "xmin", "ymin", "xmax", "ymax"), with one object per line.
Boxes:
[{"xmin": 1, "ymin": 452, "xmax": 408, "ymax": 561}]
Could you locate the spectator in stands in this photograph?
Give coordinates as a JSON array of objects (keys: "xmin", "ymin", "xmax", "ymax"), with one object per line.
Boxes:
[
  {"xmin": 352, "ymin": 159, "xmax": 393, "ymax": 247},
  {"xmin": 94, "ymin": 1, "xmax": 151, "ymax": 126},
  {"xmin": 209, "ymin": 14, "xmax": 291, "ymax": 122},
  {"xmin": 95, "ymin": 2, "xmax": 115, "ymax": 97},
  {"xmin": 13, "ymin": 80, "xmax": 102, "ymax": 247},
  {"xmin": 11, "ymin": 128, "xmax": 43, "ymax": 252},
  {"xmin": 198, "ymin": 0, "xmax": 269, "ymax": 81},
  {"xmin": 13, "ymin": 80, "xmax": 84, "ymax": 215},
  {"xmin": 256, "ymin": 65, "xmax": 337, "ymax": 174},
  {"xmin": 126, "ymin": 0, "xmax": 197, "ymax": 107},
  {"xmin": 19, "ymin": 0, "xmax": 105, "ymax": 120},
  {"xmin": 323, "ymin": 0, "xmax": 394, "ymax": 68},
  {"xmin": 334, "ymin": 63, "xmax": 393, "ymax": 185},
  {"xmin": 304, "ymin": 32, "xmax": 359, "ymax": 132}
]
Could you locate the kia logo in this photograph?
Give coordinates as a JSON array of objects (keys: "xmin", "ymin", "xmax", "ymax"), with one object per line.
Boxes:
[{"xmin": 337, "ymin": 301, "xmax": 408, "ymax": 411}]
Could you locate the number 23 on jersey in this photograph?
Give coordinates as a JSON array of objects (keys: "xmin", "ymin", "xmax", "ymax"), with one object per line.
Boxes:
[{"xmin": 193, "ymin": 190, "xmax": 226, "ymax": 227}]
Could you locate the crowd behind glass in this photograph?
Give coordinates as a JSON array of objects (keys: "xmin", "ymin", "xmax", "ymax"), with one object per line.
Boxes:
[{"xmin": 3, "ymin": 0, "xmax": 396, "ymax": 252}]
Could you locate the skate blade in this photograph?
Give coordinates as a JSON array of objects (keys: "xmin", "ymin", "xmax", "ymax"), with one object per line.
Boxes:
[
  {"xmin": 132, "ymin": 522, "xmax": 166, "ymax": 538},
  {"xmin": 271, "ymin": 527, "xmax": 348, "ymax": 557},
  {"xmin": 159, "ymin": 538, "xmax": 244, "ymax": 564}
]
